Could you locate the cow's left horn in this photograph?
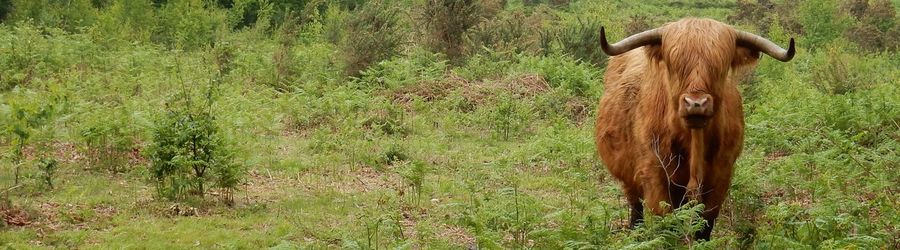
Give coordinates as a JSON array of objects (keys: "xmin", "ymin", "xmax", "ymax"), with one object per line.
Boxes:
[
  {"xmin": 736, "ymin": 31, "xmax": 795, "ymax": 62},
  {"xmin": 600, "ymin": 27, "xmax": 662, "ymax": 56}
]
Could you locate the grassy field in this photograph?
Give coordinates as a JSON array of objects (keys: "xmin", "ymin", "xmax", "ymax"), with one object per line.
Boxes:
[{"xmin": 1, "ymin": 0, "xmax": 898, "ymax": 249}]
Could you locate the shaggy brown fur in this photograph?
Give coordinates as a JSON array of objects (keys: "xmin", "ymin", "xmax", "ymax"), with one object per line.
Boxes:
[{"xmin": 595, "ymin": 18, "xmax": 770, "ymax": 240}]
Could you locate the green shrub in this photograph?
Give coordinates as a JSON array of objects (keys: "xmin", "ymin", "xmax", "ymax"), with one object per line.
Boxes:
[
  {"xmin": 280, "ymin": 86, "xmax": 368, "ymax": 132},
  {"xmin": 564, "ymin": 202, "xmax": 716, "ymax": 249},
  {"xmin": 532, "ymin": 89, "xmax": 591, "ymax": 123},
  {"xmin": 0, "ymin": 23, "xmax": 94, "ymax": 91},
  {"xmin": 154, "ymin": 0, "xmax": 228, "ymax": 50},
  {"xmin": 842, "ymin": 0, "xmax": 899, "ymax": 52},
  {"xmin": 78, "ymin": 107, "xmax": 137, "ymax": 173},
  {"xmin": 354, "ymin": 48, "xmax": 448, "ymax": 90},
  {"xmin": 270, "ymin": 42, "xmax": 295, "ymax": 91},
  {"xmin": 512, "ymin": 54, "xmax": 600, "ymax": 98},
  {"xmin": 2, "ymin": 89, "xmax": 62, "ymax": 186},
  {"xmin": 453, "ymin": 49, "xmax": 515, "ymax": 80},
  {"xmin": 7, "ymin": 0, "xmax": 98, "ymax": 32},
  {"xmin": 810, "ymin": 46, "xmax": 866, "ymax": 95},
  {"xmin": 361, "ymin": 102, "xmax": 407, "ymax": 136},
  {"xmin": 490, "ymin": 94, "xmax": 530, "ymax": 140},
  {"xmin": 339, "ymin": 1, "xmax": 402, "ymax": 76},
  {"xmin": 466, "ymin": 9, "xmax": 544, "ymax": 56},
  {"xmin": 523, "ymin": 0, "xmax": 569, "ymax": 7},
  {"xmin": 318, "ymin": 3, "xmax": 348, "ymax": 44},
  {"xmin": 226, "ymin": 0, "xmax": 268, "ymax": 30},
  {"xmin": 0, "ymin": 0, "xmax": 11, "ymax": 21},
  {"xmin": 397, "ymin": 160, "xmax": 427, "ymax": 206},
  {"xmin": 797, "ymin": 0, "xmax": 851, "ymax": 51},
  {"xmin": 88, "ymin": 0, "xmax": 157, "ymax": 47},
  {"xmin": 36, "ymin": 157, "xmax": 57, "ymax": 190},
  {"xmin": 420, "ymin": 0, "xmax": 489, "ymax": 64},
  {"xmin": 550, "ymin": 17, "xmax": 607, "ymax": 67},
  {"xmin": 146, "ymin": 73, "xmax": 242, "ymax": 204},
  {"xmin": 148, "ymin": 107, "xmax": 242, "ymax": 204},
  {"xmin": 266, "ymin": 42, "xmax": 337, "ymax": 91},
  {"xmin": 728, "ymin": 0, "xmax": 804, "ymax": 36},
  {"xmin": 222, "ymin": 0, "xmax": 362, "ymax": 32}
]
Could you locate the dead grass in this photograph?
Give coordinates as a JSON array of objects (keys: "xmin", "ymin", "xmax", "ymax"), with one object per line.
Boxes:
[
  {"xmin": 437, "ymin": 224, "xmax": 477, "ymax": 248},
  {"xmin": 0, "ymin": 201, "xmax": 120, "ymax": 238},
  {"xmin": 1, "ymin": 205, "xmax": 32, "ymax": 227}
]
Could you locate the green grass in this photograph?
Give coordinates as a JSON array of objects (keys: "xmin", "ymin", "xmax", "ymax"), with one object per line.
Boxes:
[{"xmin": 1, "ymin": 0, "xmax": 899, "ymax": 249}]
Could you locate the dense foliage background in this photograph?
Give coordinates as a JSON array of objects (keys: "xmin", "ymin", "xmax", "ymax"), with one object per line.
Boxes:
[{"xmin": 0, "ymin": 0, "xmax": 897, "ymax": 248}]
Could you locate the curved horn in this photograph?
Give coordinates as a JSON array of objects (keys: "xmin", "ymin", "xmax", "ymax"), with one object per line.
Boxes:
[
  {"xmin": 736, "ymin": 31, "xmax": 795, "ymax": 62},
  {"xmin": 600, "ymin": 26, "xmax": 662, "ymax": 56}
]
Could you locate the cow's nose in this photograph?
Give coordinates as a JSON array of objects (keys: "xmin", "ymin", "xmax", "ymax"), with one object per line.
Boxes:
[
  {"xmin": 682, "ymin": 94, "xmax": 712, "ymax": 115},
  {"xmin": 684, "ymin": 95, "xmax": 708, "ymax": 109}
]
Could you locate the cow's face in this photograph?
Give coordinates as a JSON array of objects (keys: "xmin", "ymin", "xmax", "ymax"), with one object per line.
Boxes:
[
  {"xmin": 655, "ymin": 20, "xmax": 759, "ymax": 129},
  {"xmin": 599, "ymin": 18, "xmax": 793, "ymax": 130}
]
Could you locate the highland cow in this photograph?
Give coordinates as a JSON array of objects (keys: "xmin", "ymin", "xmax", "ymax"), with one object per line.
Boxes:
[{"xmin": 594, "ymin": 18, "xmax": 795, "ymax": 240}]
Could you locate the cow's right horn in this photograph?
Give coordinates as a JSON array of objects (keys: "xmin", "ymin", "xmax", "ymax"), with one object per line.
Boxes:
[
  {"xmin": 600, "ymin": 27, "xmax": 662, "ymax": 56},
  {"xmin": 736, "ymin": 31, "xmax": 795, "ymax": 62}
]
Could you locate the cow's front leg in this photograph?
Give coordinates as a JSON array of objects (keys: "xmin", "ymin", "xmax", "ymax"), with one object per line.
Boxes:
[
  {"xmin": 695, "ymin": 174, "xmax": 733, "ymax": 241},
  {"xmin": 639, "ymin": 165, "xmax": 671, "ymax": 215},
  {"xmin": 623, "ymin": 185, "xmax": 644, "ymax": 228}
]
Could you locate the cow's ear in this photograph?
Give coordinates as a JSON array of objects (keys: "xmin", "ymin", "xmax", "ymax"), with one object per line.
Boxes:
[{"xmin": 732, "ymin": 46, "xmax": 760, "ymax": 68}]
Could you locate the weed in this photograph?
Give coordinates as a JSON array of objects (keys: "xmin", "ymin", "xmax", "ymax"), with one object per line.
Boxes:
[
  {"xmin": 398, "ymin": 160, "xmax": 427, "ymax": 206},
  {"xmin": 490, "ymin": 94, "xmax": 529, "ymax": 140},
  {"xmin": 36, "ymin": 157, "xmax": 57, "ymax": 189},
  {"xmin": 2, "ymin": 89, "xmax": 61, "ymax": 186},
  {"xmin": 381, "ymin": 144, "xmax": 408, "ymax": 167},
  {"xmin": 78, "ymin": 107, "xmax": 135, "ymax": 173}
]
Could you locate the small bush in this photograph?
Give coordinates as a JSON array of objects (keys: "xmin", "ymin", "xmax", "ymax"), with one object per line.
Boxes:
[
  {"xmin": 270, "ymin": 43, "xmax": 295, "ymax": 91},
  {"xmin": 551, "ymin": 17, "xmax": 606, "ymax": 67},
  {"xmin": 513, "ymin": 54, "xmax": 599, "ymax": 98},
  {"xmin": 88, "ymin": 0, "xmax": 157, "ymax": 47},
  {"xmin": 154, "ymin": 0, "xmax": 228, "ymax": 50},
  {"xmin": 280, "ymin": 87, "xmax": 368, "ymax": 133},
  {"xmin": 78, "ymin": 107, "xmax": 137, "ymax": 173},
  {"xmin": 2, "ymin": 89, "xmax": 62, "ymax": 186},
  {"xmin": 728, "ymin": 0, "xmax": 804, "ymax": 36},
  {"xmin": 36, "ymin": 157, "xmax": 57, "ymax": 190},
  {"xmin": 7, "ymin": 0, "xmax": 98, "ymax": 32},
  {"xmin": 0, "ymin": 23, "xmax": 93, "ymax": 91},
  {"xmin": 339, "ymin": 1, "xmax": 401, "ymax": 77},
  {"xmin": 841, "ymin": 0, "xmax": 899, "ymax": 52},
  {"xmin": 454, "ymin": 49, "xmax": 515, "ymax": 80},
  {"xmin": 379, "ymin": 143, "xmax": 407, "ymax": 167},
  {"xmin": 354, "ymin": 48, "xmax": 448, "ymax": 90},
  {"xmin": 361, "ymin": 103, "xmax": 407, "ymax": 136},
  {"xmin": 797, "ymin": 0, "xmax": 851, "ymax": 50},
  {"xmin": 490, "ymin": 94, "xmax": 530, "ymax": 140},
  {"xmin": 0, "ymin": 0, "xmax": 11, "ymax": 21},
  {"xmin": 147, "ymin": 74, "xmax": 242, "ymax": 204},
  {"xmin": 397, "ymin": 160, "xmax": 427, "ymax": 206},
  {"xmin": 420, "ymin": 0, "xmax": 488, "ymax": 64},
  {"xmin": 810, "ymin": 45, "xmax": 868, "ymax": 95},
  {"xmin": 321, "ymin": 3, "xmax": 349, "ymax": 44},
  {"xmin": 466, "ymin": 10, "xmax": 543, "ymax": 56},
  {"xmin": 148, "ymin": 108, "xmax": 241, "ymax": 203},
  {"xmin": 624, "ymin": 15, "xmax": 653, "ymax": 36},
  {"xmin": 523, "ymin": 0, "xmax": 569, "ymax": 7}
]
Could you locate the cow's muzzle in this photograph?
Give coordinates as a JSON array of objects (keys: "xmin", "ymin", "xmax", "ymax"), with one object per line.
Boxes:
[{"xmin": 679, "ymin": 93, "xmax": 714, "ymax": 129}]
